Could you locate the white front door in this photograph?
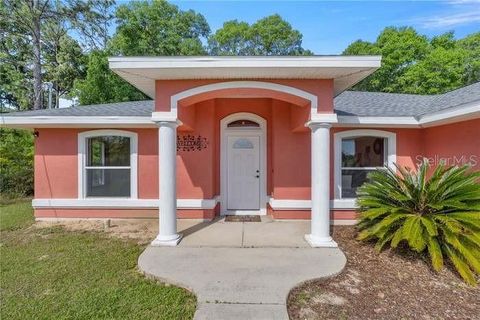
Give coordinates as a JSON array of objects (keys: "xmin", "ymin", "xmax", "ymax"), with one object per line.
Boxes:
[{"xmin": 227, "ymin": 136, "xmax": 260, "ymax": 210}]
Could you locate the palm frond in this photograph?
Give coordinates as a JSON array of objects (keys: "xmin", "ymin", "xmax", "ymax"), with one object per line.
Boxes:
[
  {"xmin": 444, "ymin": 244, "xmax": 477, "ymax": 286},
  {"xmin": 426, "ymin": 236, "xmax": 443, "ymax": 272},
  {"xmin": 356, "ymin": 160, "xmax": 480, "ymax": 285}
]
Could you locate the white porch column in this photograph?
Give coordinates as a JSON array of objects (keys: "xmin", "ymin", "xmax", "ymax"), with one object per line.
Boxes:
[
  {"xmin": 151, "ymin": 121, "xmax": 182, "ymax": 246},
  {"xmin": 305, "ymin": 122, "xmax": 337, "ymax": 248}
]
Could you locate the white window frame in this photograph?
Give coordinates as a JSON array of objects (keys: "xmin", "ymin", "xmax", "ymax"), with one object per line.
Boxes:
[
  {"xmin": 334, "ymin": 129, "xmax": 396, "ymax": 204},
  {"xmin": 78, "ymin": 130, "xmax": 138, "ymax": 199}
]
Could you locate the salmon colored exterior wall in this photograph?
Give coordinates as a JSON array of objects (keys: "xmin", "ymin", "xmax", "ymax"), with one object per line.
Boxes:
[
  {"xmin": 34, "ymin": 128, "xmax": 159, "ymax": 199},
  {"xmin": 422, "ymin": 119, "xmax": 480, "ymax": 170},
  {"xmin": 32, "ymin": 80, "xmax": 479, "ymax": 221},
  {"xmin": 34, "ymin": 129, "xmax": 78, "ymax": 199},
  {"xmin": 155, "ymin": 79, "xmax": 334, "ymax": 113}
]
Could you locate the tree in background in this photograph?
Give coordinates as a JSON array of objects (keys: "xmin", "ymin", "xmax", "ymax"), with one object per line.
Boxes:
[
  {"xmin": 343, "ymin": 27, "xmax": 480, "ymax": 94},
  {"xmin": 0, "ymin": 18, "xmax": 33, "ymax": 111},
  {"xmin": 458, "ymin": 33, "xmax": 480, "ymax": 86},
  {"xmin": 207, "ymin": 20, "xmax": 250, "ymax": 55},
  {"xmin": 0, "ymin": 129, "xmax": 34, "ymax": 198},
  {"xmin": 209, "ymin": 14, "xmax": 312, "ymax": 56},
  {"xmin": 75, "ymin": 0, "xmax": 210, "ymax": 104},
  {"xmin": 43, "ymin": 24, "xmax": 87, "ymax": 107},
  {"xmin": 111, "ymin": 0, "xmax": 209, "ymax": 56},
  {"xmin": 1, "ymin": 0, "xmax": 114, "ymax": 110},
  {"xmin": 75, "ymin": 50, "xmax": 146, "ymax": 105}
]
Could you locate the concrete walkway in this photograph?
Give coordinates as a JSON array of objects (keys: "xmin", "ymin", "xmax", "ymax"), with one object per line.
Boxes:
[{"xmin": 138, "ymin": 218, "xmax": 346, "ymax": 320}]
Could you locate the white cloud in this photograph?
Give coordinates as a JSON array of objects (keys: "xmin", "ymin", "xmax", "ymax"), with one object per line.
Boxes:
[
  {"xmin": 418, "ymin": 11, "xmax": 480, "ymax": 28},
  {"xmin": 446, "ymin": 0, "xmax": 480, "ymax": 4},
  {"xmin": 410, "ymin": 0, "xmax": 480, "ymax": 29}
]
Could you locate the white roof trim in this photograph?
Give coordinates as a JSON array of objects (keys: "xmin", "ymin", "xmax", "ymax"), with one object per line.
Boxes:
[
  {"xmin": 0, "ymin": 116, "xmax": 155, "ymax": 128},
  {"xmin": 109, "ymin": 55, "xmax": 382, "ymax": 97},
  {"xmin": 417, "ymin": 100, "xmax": 480, "ymax": 127},
  {"xmin": 336, "ymin": 116, "xmax": 419, "ymax": 128},
  {"xmin": 108, "ymin": 56, "xmax": 382, "ymax": 67},
  {"xmin": 2, "ymin": 98, "xmax": 478, "ymax": 129},
  {"xmin": 335, "ymin": 101, "xmax": 480, "ymax": 127}
]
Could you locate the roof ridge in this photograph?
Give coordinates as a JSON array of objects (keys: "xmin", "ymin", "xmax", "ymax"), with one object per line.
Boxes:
[
  {"xmin": 342, "ymin": 81, "xmax": 480, "ymax": 99},
  {"xmin": 342, "ymin": 90, "xmax": 434, "ymax": 98}
]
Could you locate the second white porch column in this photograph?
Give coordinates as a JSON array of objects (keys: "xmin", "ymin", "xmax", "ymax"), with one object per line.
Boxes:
[
  {"xmin": 305, "ymin": 122, "xmax": 337, "ymax": 248},
  {"xmin": 151, "ymin": 121, "xmax": 182, "ymax": 246}
]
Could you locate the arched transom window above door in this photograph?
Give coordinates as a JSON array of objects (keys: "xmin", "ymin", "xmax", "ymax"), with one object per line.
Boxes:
[{"xmin": 227, "ymin": 119, "xmax": 260, "ymax": 128}]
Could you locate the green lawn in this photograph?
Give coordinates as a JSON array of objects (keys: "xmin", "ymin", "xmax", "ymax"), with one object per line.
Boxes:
[{"xmin": 0, "ymin": 200, "xmax": 196, "ymax": 319}]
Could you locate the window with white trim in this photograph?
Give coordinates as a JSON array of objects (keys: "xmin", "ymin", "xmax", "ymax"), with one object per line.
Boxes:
[
  {"xmin": 79, "ymin": 130, "xmax": 137, "ymax": 198},
  {"xmin": 335, "ymin": 130, "xmax": 396, "ymax": 200},
  {"xmin": 341, "ymin": 136, "xmax": 386, "ymax": 197}
]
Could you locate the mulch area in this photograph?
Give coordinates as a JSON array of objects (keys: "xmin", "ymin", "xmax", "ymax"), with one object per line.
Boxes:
[{"xmin": 287, "ymin": 226, "xmax": 480, "ymax": 320}]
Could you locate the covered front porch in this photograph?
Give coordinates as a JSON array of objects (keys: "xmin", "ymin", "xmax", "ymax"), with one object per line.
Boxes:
[
  {"xmin": 105, "ymin": 57, "xmax": 382, "ymax": 248},
  {"xmin": 171, "ymin": 216, "xmax": 317, "ymax": 248},
  {"xmin": 150, "ymin": 83, "xmax": 338, "ymax": 248}
]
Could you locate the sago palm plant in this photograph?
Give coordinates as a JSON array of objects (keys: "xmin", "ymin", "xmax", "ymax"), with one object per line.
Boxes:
[{"xmin": 356, "ymin": 160, "xmax": 480, "ymax": 285}]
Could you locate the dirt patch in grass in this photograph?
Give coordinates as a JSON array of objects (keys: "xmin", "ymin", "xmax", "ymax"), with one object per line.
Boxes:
[
  {"xmin": 288, "ymin": 227, "xmax": 480, "ymax": 320},
  {"xmin": 36, "ymin": 219, "xmax": 158, "ymax": 245}
]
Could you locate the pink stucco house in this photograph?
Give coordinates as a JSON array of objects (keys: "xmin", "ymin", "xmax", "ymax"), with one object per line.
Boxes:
[{"xmin": 2, "ymin": 56, "xmax": 479, "ymax": 247}]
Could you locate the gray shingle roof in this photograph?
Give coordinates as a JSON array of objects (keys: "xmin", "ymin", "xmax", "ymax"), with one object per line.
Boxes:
[
  {"xmin": 334, "ymin": 82, "xmax": 480, "ymax": 117},
  {"xmin": 2, "ymin": 82, "xmax": 479, "ymax": 118},
  {"xmin": 1, "ymin": 100, "xmax": 154, "ymax": 117}
]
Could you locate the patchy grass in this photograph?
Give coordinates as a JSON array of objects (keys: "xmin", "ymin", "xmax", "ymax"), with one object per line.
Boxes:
[
  {"xmin": 0, "ymin": 201, "xmax": 196, "ymax": 319},
  {"xmin": 0, "ymin": 200, "xmax": 34, "ymax": 231},
  {"xmin": 288, "ymin": 227, "xmax": 480, "ymax": 320}
]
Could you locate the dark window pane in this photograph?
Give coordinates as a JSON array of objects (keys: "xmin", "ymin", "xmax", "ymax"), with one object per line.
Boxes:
[
  {"xmin": 87, "ymin": 136, "xmax": 130, "ymax": 166},
  {"xmin": 341, "ymin": 169, "xmax": 375, "ymax": 198},
  {"xmin": 227, "ymin": 120, "xmax": 260, "ymax": 128},
  {"xmin": 342, "ymin": 137, "xmax": 385, "ymax": 168},
  {"xmin": 86, "ymin": 169, "xmax": 130, "ymax": 197}
]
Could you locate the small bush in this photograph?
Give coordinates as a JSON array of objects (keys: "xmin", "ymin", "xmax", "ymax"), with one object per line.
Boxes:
[
  {"xmin": 0, "ymin": 128, "xmax": 34, "ymax": 198},
  {"xmin": 356, "ymin": 161, "xmax": 480, "ymax": 285}
]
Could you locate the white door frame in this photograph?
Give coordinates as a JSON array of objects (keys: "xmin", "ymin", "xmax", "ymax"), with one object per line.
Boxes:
[{"xmin": 220, "ymin": 112, "xmax": 267, "ymax": 215}]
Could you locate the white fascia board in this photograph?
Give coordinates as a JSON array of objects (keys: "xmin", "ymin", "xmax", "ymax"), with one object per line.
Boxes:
[
  {"xmin": 108, "ymin": 56, "xmax": 382, "ymax": 69},
  {"xmin": 0, "ymin": 116, "xmax": 155, "ymax": 129},
  {"xmin": 418, "ymin": 100, "xmax": 480, "ymax": 127},
  {"xmin": 32, "ymin": 198, "xmax": 218, "ymax": 210},
  {"xmin": 109, "ymin": 56, "xmax": 382, "ymax": 98},
  {"xmin": 336, "ymin": 116, "xmax": 419, "ymax": 128},
  {"xmin": 336, "ymin": 100, "xmax": 480, "ymax": 128}
]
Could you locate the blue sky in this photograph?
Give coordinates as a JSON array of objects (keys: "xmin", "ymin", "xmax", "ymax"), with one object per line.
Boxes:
[{"xmin": 155, "ymin": 0, "xmax": 480, "ymax": 54}]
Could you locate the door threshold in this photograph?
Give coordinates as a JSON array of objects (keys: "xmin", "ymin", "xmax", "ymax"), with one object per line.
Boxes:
[{"xmin": 222, "ymin": 209, "xmax": 266, "ymax": 216}]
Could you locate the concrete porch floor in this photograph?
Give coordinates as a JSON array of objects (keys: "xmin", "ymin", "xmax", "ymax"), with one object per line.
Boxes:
[
  {"xmin": 177, "ymin": 216, "xmax": 311, "ymax": 248},
  {"xmin": 138, "ymin": 217, "xmax": 347, "ymax": 320}
]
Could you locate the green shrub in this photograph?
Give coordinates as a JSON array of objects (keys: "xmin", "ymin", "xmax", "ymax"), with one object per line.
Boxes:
[
  {"xmin": 0, "ymin": 128, "xmax": 34, "ymax": 198},
  {"xmin": 356, "ymin": 161, "xmax": 480, "ymax": 285}
]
